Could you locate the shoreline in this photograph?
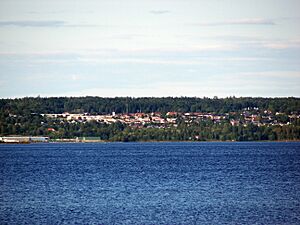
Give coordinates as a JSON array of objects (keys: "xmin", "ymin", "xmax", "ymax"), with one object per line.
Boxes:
[{"xmin": 1, "ymin": 140, "xmax": 300, "ymax": 144}]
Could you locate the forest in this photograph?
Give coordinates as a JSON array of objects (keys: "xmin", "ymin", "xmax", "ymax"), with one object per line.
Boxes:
[{"xmin": 0, "ymin": 96, "xmax": 299, "ymax": 141}]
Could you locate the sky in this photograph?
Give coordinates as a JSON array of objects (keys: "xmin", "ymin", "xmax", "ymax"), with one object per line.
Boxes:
[{"xmin": 0, "ymin": 0, "xmax": 299, "ymax": 98}]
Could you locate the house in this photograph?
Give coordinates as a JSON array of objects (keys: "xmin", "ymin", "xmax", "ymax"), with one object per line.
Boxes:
[
  {"xmin": 230, "ymin": 120, "xmax": 240, "ymax": 126},
  {"xmin": 167, "ymin": 118, "xmax": 177, "ymax": 124},
  {"xmin": 166, "ymin": 112, "xmax": 178, "ymax": 117}
]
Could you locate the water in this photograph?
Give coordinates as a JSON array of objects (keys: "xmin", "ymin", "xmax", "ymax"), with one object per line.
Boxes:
[{"xmin": 0, "ymin": 142, "xmax": 300, "ymax": 224}]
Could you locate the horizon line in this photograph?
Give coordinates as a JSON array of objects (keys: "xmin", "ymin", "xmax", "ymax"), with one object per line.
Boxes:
[{"xmin": 1, "ymin": 95, "xmax": 299, "ymax": 100}]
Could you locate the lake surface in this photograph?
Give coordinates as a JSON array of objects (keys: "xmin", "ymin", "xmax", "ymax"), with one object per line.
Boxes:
[{"xmin": 1, "ymin": 142, "xmax": 300, "ymax": 224}]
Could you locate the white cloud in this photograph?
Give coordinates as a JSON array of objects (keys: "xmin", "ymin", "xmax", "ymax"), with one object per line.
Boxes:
[
  {"xmin": 262, "ymin": 40, "xmax": 300, "ymax": 49},
  {"xmin": 0, "ymin": 20, "xmax": 66, "ymax": 27},
  {"xmin": 0, "ymin": 20, "xmax": 95, "ymax": 28},
  {"xmin": 239, "ymin": 71, "xmax": 300, "ymax": 78},
  {"xmin": 149, "ymin": 10, "xmax": 170, "ymax": 15},
  {"xmin": 192, "ymin": 18, "xmax": 275, "ymax": 26}
]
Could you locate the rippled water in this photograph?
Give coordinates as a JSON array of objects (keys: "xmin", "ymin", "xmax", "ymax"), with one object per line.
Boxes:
[{"xmin": 1, "ymin": 142, "xmax": 300, "ymax": 224}]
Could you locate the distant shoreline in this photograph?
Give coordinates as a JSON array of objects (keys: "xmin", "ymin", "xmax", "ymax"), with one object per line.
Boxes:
[{"xmin": 1, "ymin": 140, "xmax": 300, "ymax": 144}]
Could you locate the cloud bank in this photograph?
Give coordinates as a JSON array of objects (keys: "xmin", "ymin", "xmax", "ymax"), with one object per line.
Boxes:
[
  {"xmin": 194, "ymin": 18, "xmax": 275, "ymax": 26},
  {"xmin": 0, "ymin": 20, "xmax": 66, "ymax": 27},
  {"xmin": 0, "ymin": 20, "xmax": 94, "ymax": 28}
]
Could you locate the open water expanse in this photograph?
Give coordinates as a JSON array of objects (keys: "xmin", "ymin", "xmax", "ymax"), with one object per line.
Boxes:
[{"xmin": 0, "ymin": 142, "xmax": 300, "ymax": 224}]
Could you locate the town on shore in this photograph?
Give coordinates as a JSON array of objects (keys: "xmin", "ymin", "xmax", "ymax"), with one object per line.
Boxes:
[
  {"xmin": 43, "ymin": 108, "xmax": 298, "ymax": 128},
  {"xmin": 1, "ymin": 97, "xmax": 299, "ymax": 142},
  {"xmin": 2, "ymin": 107, "xmax": 299, "ymax": 143}
]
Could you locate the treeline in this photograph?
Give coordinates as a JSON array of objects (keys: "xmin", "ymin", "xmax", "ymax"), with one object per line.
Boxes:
[{"xmin": 0, "ymin": 96, "xmax": 299, "ymax": 115}]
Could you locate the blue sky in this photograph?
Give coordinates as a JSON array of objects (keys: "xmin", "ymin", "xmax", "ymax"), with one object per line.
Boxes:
[{"xmin": 0, "ymin": 0, "xmax": 299, "ymax": 98}]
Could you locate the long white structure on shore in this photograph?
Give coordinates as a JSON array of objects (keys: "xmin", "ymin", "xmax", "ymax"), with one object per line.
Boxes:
[{"xmin": 0, "ymin": 136, "xmax": 49, "ymax": 143}]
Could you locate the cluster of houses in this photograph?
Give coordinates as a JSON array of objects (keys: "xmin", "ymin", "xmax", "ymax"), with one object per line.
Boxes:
[
  {"xmin": 42, "ymin": 109, "xmax": 299, "ymax": 128},
  {"xmin": 230, "ymin": 109, "xmax": 299, "ymax": 127},
  {"xmin": 2, "ymin": 109, "xmax": 298, "ymax": 143},
  {"xmin": 42, "ymin": 111, "xmax": 227, "ymax": 127}
]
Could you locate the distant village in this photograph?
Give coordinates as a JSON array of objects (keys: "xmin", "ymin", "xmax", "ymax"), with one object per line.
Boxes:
[
  {"xmin": 42, "ymin": 107, "xmax": 299, "ymax": 129},
  {"xmin": 1, "ymin": 107, "xmax": 299, "ymax": 143}
]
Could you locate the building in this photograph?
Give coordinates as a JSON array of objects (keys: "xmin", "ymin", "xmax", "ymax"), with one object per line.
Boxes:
[{"xmin": 0, "ymin": 136, "xmax": 49, "ymax": 143}]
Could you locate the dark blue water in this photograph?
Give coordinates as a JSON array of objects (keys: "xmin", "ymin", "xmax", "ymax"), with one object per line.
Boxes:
[{"xmin": 1, "ymin": 142, "xmax": 300, "ymax": 224}]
